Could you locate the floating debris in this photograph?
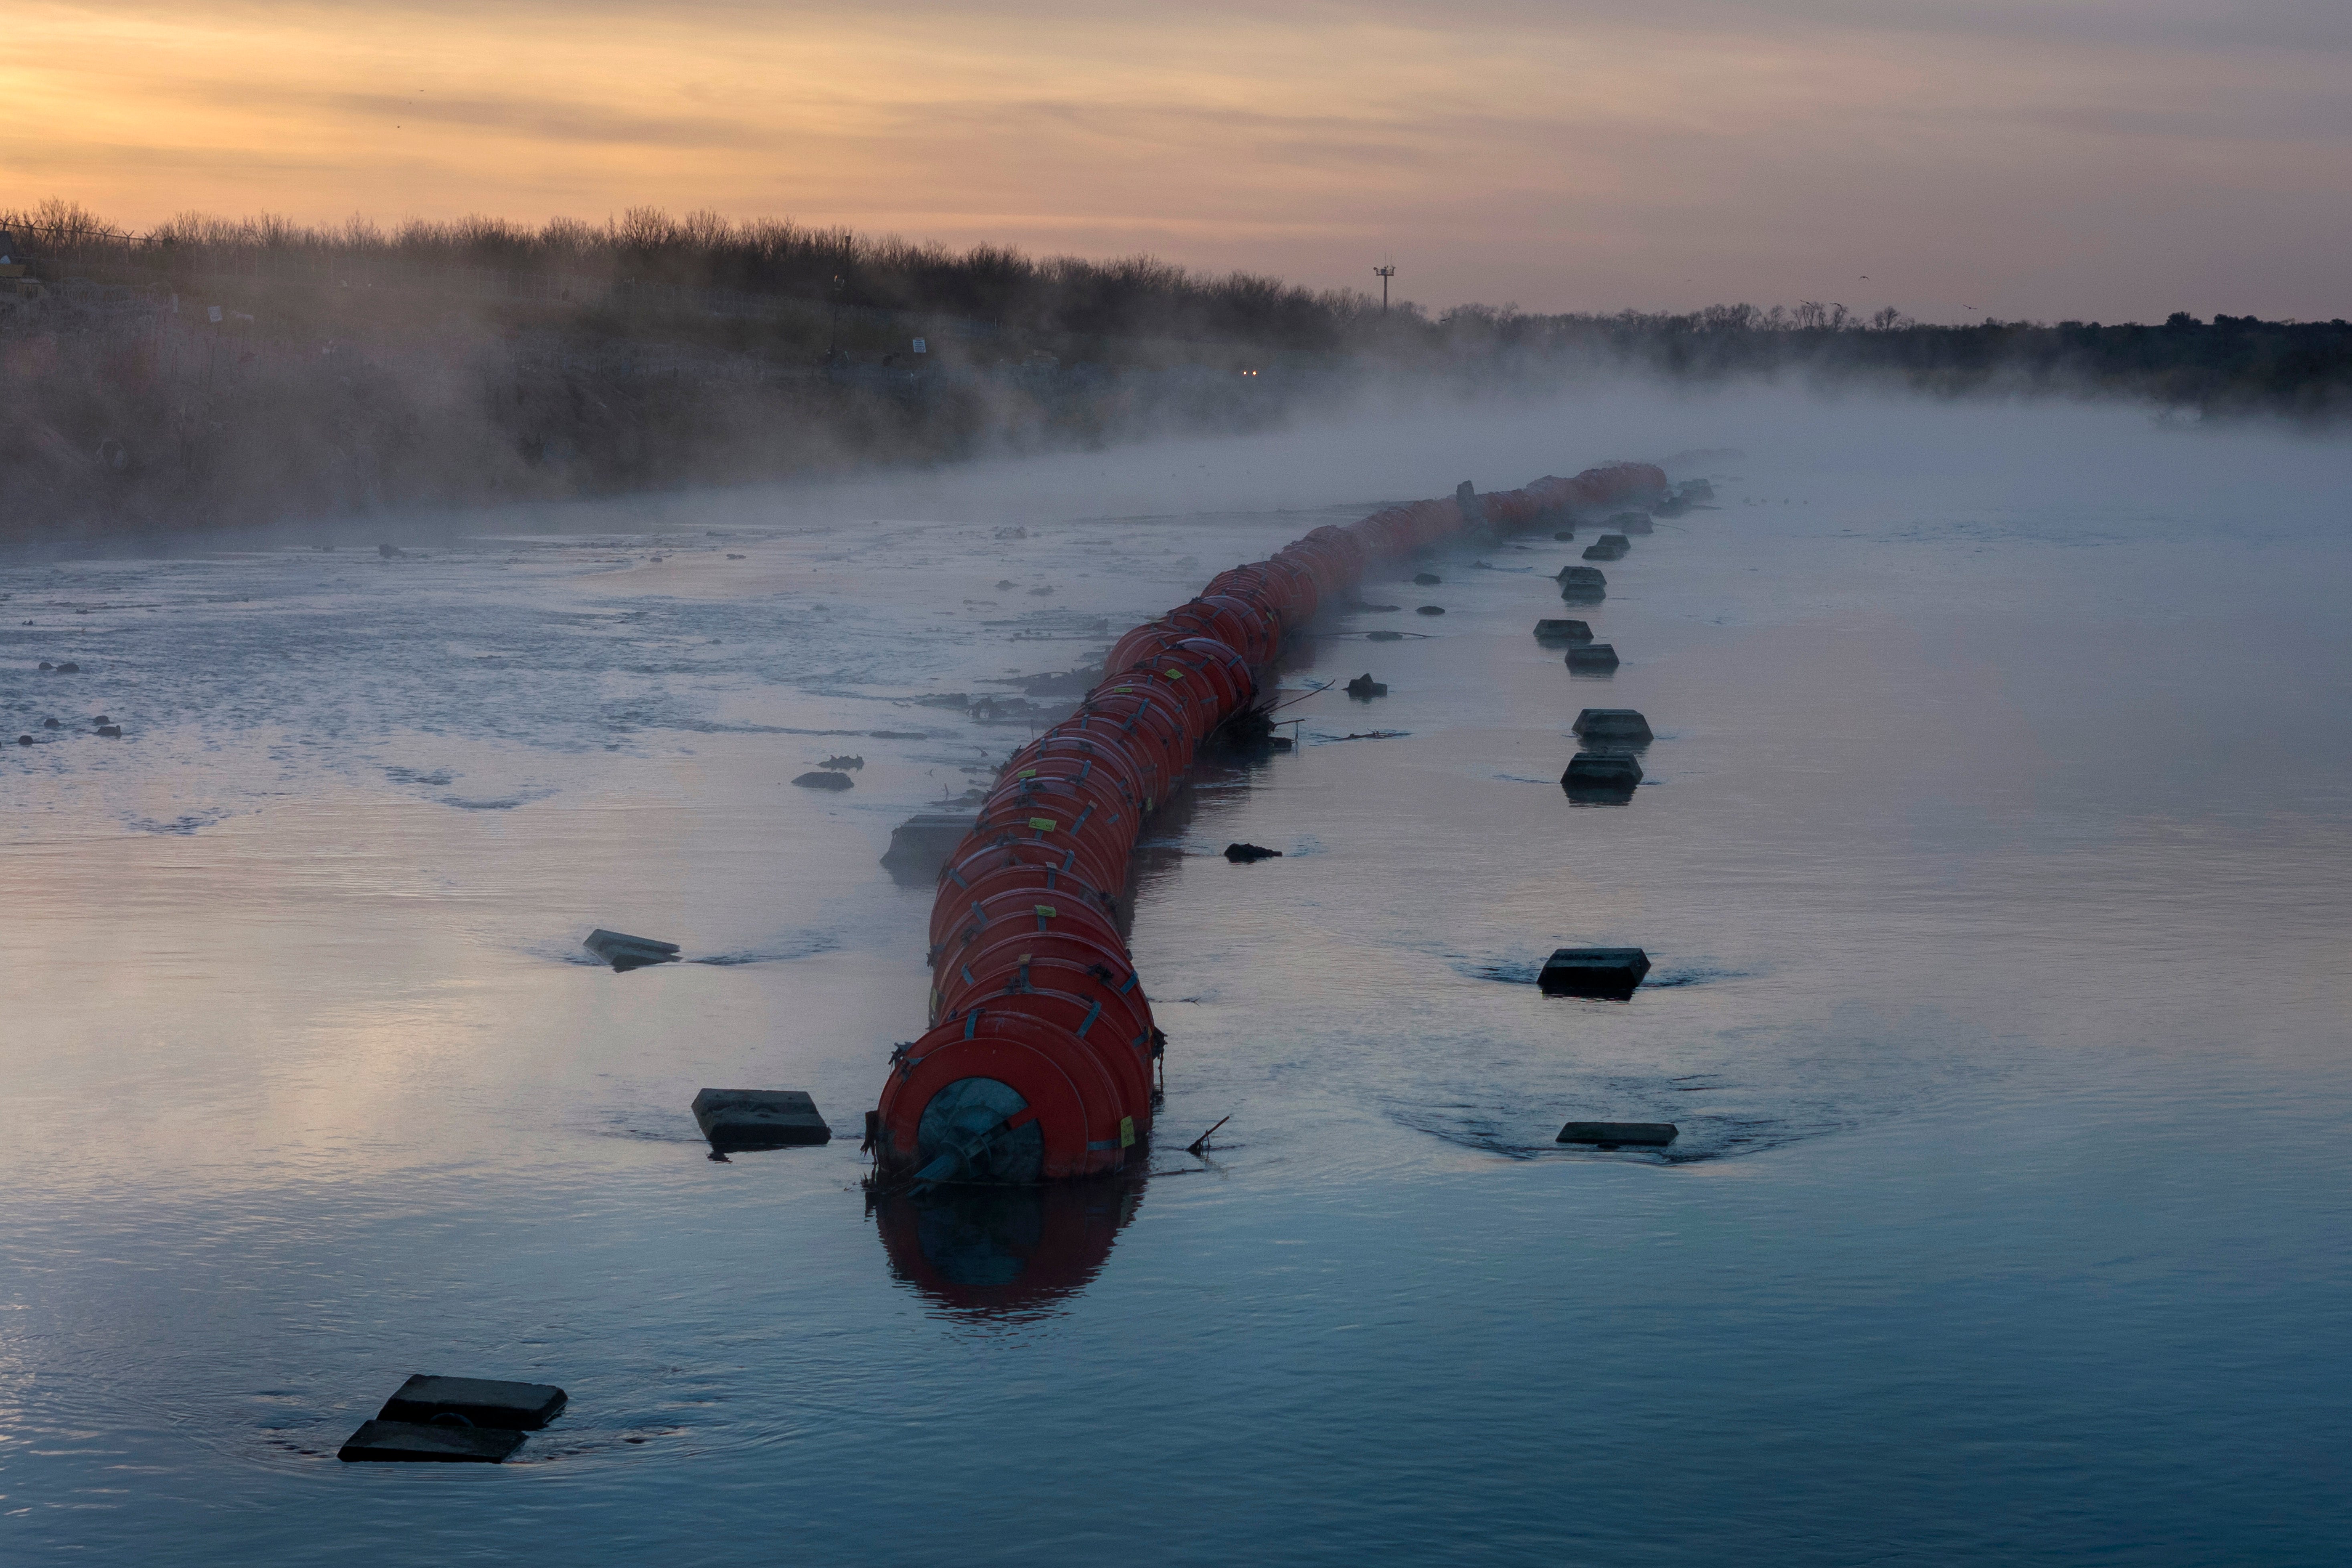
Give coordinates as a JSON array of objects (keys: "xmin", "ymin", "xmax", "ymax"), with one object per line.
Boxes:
[
  {"xmin": 692, "ymin": 1088, "xmax": 832, "ymax": 1151},
  {"xmin": 1187, "ymin": 1114, "xmax": 1233, "ymax": 1155},
  {"xmin": 1333, "ymin": 730, "xmax": 1407, "ymax": 742},
  {"xmin": 1557, "ymin": 1120, "xmax": 1677, "ymax": 1147},
  {"xmin": 584, "ymin": 928, "xmax": 683, "ymax": 971},
  {"xmin": 1539, "ymin": 947, "xmax": 1652, "ymax": 998},
  {"xmin": 819, "ymin": 755, "xmax": 866, "ymax": 771},
  {"xmin": 1224, "ymin": 843, "xmax": 1283, "ymax": 862}
]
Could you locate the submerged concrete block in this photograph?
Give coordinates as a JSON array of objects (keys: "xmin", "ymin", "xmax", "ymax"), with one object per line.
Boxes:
[
  {"xmin": 692, "ymin": 1088, "xmax": 832, "ymax": 1150},
  {"xmin": 1557, "ymin": 1121, "xmax": 1677, "ymax": 1146},
  {"xmin": 1582, "ymin": 535, "xmax": 1630, "ymax": 561},
  {"xmin": 338, "ymin": 1419, "xmax": 527, "ymax": 1463},
  {"xmin": 1415, "ymin": 605, "xmax": 1445, "ymax": 615},
  {"xmin": 1225, "ymin": 842, "xmax": 1282, "ymax": 862},
  {"xmin": 792, "ymin": 770, "xmax": 854, "ymax": 791},
  {"xmin": 1562, "ymin": 753, "xmax": 1642, "ymax": 795},
  {"xmin": 1538, "ymin": 947, "xmax": 1652, "ymax": 997},
  {"xmin": 1412, "ymin": 571, "xmax": 1441, "ymax": 585},
  {"xmin": 97, "ymin": 724, "xmax": 121, "ymax": 738},
  {"xmin": 881, "ymin": 812, "xmax": 976, "ymax": 882},
  {"xmin": 1566, "ymin": 644, "xmax": 1620, "ymax": 671},
  {"xmin": 1553, "ymin": 529, "xmax": 1576, "ymax": 541},
  {"xmin": 584, "ymin": 928, "xmax": 681, "ymax": 971},
  {"xmin": 379, "ymin": 1374, "xmax": 568, "ymax": 1430},
  {"xmin": 1556, "ymin": 567, "xmax": 1606, "ymax": 603},
  {"xmin": 1366, "ymin": 630, "xmax": 1403, "ymax": 642},
  {"xmin": 1608, "ymin": 510, "xmax": 1655, "ymax": 535},
  {"xmin": 1346, "ymin": 674, "xmax": 1388, "ymax": 698},
  {"xmin": 1533, "ymin": 619, "xmax": 1594, "ymax": 645},
  {"xmin": 1572, "ymin": 708, "xmax": 1653, "ymax": 744}
]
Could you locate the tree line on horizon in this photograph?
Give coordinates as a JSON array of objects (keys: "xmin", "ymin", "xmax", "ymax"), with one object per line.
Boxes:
[{"xmin": 9, "ymin": 196, "xmax": 2346, "ymax": 396}]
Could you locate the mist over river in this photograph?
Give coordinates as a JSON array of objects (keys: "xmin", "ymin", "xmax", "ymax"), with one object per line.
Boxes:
[{"xmin": 5, "ymin": 388, "xmax": 2350, "ymax": 1564}]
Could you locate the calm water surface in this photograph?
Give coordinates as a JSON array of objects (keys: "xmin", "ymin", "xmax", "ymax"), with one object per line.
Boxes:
[{"xmin": 5, "ymin": 396, "xmax": 2350, "ymax": 1563}]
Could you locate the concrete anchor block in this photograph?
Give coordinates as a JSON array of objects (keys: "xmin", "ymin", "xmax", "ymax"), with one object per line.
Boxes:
[
  {"xmin": 692, "ymin": 1088, "xmax": 832, "ymax": 1150},
  {"xmin": 1534, "ymin": 619, "xmax": 1594, "ymax": 644},
  {"xmin": 338, "ymin": 1419, "xmax": 527, "ymax": 1463},
  {"xmin": 1582, "ymin": 535, "xmax": 1630, "ymax": 561},
  {"xmin": 1607, "ymin": 510, "xmax": 1655, "ymax": 535},
  {"xmin": 1224, "ymin": 842, "xmax": 1282, "ymax": 862},
  {"xmin": 881, "ymin": 812, "xmax": 976, "ymax": 883},
  {"xmin": 1556, "ymin": 567, "xmax": 1606, "ymax": 603},
  {"xmin": 1566, "ymin": 644, "xmax": 1620, "ymax": 671},
  {"xmin": 584, "ymin": 928, "xmax": 681, "ymax": 971},
  {"xmin": 1572, "ymin": 708, "xmax": 1653, "ymax": 744},
  {"xmin": 1345, "ymin": 674, "xmax": 1388, "ymax": 698},
  {"xmin": 793, "ymin": 770, "xmax": 854, "ymax": 791},
  {"xmin": 1557, "ymin": 1121, "xmax": 1677, "ymax": 1146},
  {"xmin": 1412, "ymin": 571, "xmax": 1441, "ymax": 585},
  {"xmin": 1538, "ymin": 947, "xmax": 1652, "ymax": 998},
  {"xmin": 378, "ymin": 1374, "xmax": 568, "ymax": 1429},
  {"xmin": 1562, "ymin": 753, "xmax": 1642, "ymax": 796}
]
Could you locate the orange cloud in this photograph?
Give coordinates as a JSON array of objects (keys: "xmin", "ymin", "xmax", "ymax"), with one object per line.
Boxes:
[{"xmin": 6, "ymin": 1, "xmax": 2348, "ymax": 319}]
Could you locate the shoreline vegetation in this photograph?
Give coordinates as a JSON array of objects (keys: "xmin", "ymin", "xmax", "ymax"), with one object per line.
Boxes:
[{"xmin": 5, "ymin": 198, "xmax": 2349, "ymax": 539}]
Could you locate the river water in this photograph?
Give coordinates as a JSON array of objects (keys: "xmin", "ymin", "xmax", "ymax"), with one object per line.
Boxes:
[{"xmin": 4, "ymin": 390, "xmax": 2349, "ymax": 1564}]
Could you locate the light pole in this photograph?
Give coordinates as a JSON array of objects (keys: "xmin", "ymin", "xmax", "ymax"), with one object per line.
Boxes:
[{"xmin": 1373, "ymin": 264, "xmax": 1396, "ymax": 314}]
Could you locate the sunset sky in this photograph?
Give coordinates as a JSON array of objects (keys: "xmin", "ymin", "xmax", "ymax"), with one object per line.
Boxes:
[{"xmin": 8, "ymin": 1, "xmax": 2348, "ymax": 321}]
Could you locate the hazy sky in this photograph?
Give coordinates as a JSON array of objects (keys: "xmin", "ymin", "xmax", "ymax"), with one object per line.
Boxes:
[{"xmin": 8, "ymin": 1, "xmax": 2348, "ymax": 321}]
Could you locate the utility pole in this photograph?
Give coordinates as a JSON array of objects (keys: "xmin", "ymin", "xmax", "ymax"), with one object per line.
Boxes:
[{"xmin": 1373, "ymin": 264, "xmax": 1396, "ymax": 314}]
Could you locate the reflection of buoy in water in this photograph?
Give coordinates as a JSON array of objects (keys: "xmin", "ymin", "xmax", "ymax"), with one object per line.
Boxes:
[{"xmin": 871, "ymin": 1179, "xmax": 1142, "ymax": 1314}]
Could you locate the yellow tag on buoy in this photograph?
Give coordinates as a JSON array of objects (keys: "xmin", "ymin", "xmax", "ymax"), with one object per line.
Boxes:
[
  {"xmin": 1029, "ymin": 817, "xmax": 1056, "ymax": 831},
  {"xmin": 1035, "ymin": 904, "xmax": 1056, "ymax": 918},
  {"xmin": 1119, "ymin": 1116, "xmax": 1136, "ymax": 1148}
]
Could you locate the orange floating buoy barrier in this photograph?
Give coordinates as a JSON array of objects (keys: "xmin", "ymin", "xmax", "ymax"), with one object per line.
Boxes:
[{"xmin": 871, "ymin": 462, "xmax": 1671, "ymax": 1184}]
